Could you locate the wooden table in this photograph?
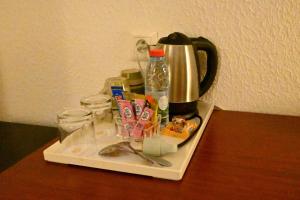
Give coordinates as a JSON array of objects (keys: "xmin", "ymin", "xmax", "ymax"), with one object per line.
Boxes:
[{"xmin": 1, "ymin": 110, "xmax": 299, "ymax": 199}]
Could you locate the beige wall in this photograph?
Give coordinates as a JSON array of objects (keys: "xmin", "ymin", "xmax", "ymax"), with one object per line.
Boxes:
[{"xmin": 0, "ymin": 0, "xmax": 299, "ymax": 126}]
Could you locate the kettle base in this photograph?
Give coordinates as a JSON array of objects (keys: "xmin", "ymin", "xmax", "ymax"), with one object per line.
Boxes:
[{"xmin": 169, "ymin": 101, "xmax": 198, "ymax": 116}]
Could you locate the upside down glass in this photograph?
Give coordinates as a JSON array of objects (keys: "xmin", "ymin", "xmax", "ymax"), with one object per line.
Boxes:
[
  {"xmin": 80, "ymin": 94, "xmax": 112, "ymax": 135},
  {"xmin": 57, "ymin": 108, "xmax": 95, "ymax": 154}
]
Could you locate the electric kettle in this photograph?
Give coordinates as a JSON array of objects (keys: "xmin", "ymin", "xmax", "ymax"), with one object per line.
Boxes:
[{"xmin": 158, "ymin": 32, "xmax": 218, "ymax": 116}]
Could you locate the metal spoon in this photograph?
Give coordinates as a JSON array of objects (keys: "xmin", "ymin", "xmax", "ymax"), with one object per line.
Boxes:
[{"xmin": 98, "ymin": 141, "xmax": 172, "ymax": 167}]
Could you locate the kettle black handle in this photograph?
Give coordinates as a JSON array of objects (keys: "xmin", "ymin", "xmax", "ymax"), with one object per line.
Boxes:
[{"xmin": 191, "ymin": 37, "xmax": 218, "ymax": 97}]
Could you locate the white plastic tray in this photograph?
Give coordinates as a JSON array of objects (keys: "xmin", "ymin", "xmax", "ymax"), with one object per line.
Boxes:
[{"xmin": 43, "ymin": 101, "xmax": 214, "ymax": 180}]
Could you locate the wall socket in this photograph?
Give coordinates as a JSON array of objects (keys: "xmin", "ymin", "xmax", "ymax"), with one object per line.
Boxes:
[
  {"xmin": 131, "ymin": 32, "xmax": 158, "ymax": 62},
  {"xmin": 133, "ymin": 32, "xmax": 158, "ymax": 45}
]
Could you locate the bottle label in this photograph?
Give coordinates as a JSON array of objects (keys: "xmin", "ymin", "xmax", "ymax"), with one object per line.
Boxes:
[{"xmin": 158, "ymin": 95, "xmax": 168, "ymax": 110}]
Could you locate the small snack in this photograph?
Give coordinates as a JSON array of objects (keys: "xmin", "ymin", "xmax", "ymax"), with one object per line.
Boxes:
[
  {"xmin": 171, "ymin": 116, "xmax": 186, "ymax": 132},
  {"xmin": 161, "ymin": 117, "xmax": 198, "ymax": 140},
  {"xmin": 118, "ymin": 100, "xmax": 135, "ymax": 120},
  {"xmin": 132, "ymin": 107, "xmax": 154, "ymax": 139},
  {"xmin": 118, "ymin": 100, "xmax": 136, "ymax": 136},
  {"xmin": 134, "ymin": 99, "xmax": 146, "ymax": 120},
  {"xmin": 111, "ymin": 86, "xmax": 125, "ymax": 111},
  {"xmin": 111, "ymin": 86, "xmax": 124, "ymax": 101}
]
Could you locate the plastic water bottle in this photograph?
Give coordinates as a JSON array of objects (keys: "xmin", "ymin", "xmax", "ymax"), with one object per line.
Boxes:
[{"xmin": 145, "ymin": 49, "xmax": 169, "ymax": 126}]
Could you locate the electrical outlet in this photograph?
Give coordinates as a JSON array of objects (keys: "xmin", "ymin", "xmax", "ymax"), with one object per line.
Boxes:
[
  {"xmin": 133, "ymin": 32, "xmax": 158, "ymax": 45},
  {"xmin": 131, "ymin": 32, "xmax": 158, "ymax": 62}
]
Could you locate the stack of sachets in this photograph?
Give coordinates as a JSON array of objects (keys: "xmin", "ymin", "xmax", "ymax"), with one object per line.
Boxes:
[{"xmin": 115, "ymin": 92, "xmax": 160, "ymax": 140}]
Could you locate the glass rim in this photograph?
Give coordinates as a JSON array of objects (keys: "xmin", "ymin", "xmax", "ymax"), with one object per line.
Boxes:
[
  {"xmin": 80, "ymin": 94, "xmax": 111, "ymax": 107},
  {"xmin": 57, "ymin": 108, "xmax": 92, "ymax": 120}
]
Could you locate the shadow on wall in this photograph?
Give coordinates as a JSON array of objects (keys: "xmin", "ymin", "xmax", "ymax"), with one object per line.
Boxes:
[{"xmin": 0, "ymin": 1, "xmax": 69, "ymax": 126}]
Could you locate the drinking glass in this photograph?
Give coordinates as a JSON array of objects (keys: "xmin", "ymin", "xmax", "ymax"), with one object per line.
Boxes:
[
  {"xmin": 80, "ymin": 94, "xmax": 112, "ymax": 135},
  {"xmin": 57, "ymin": 108, "xmax": 95, "ymax": 154}
]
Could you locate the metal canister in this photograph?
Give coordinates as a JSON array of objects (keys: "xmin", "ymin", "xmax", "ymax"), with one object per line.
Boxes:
[{"xmin": 121, "ymin": 68, "xmax": 145, "ymax": 94}]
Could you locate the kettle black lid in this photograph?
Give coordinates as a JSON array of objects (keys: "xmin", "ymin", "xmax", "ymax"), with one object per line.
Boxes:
[{"xmin": 158, "ymin": 32, "xmax": 192, "ymax": 45}]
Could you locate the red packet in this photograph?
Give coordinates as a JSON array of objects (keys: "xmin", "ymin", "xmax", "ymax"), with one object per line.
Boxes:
[{"xmin": 118, "ymin": 100, "xmax": 136, "ymax": 135}]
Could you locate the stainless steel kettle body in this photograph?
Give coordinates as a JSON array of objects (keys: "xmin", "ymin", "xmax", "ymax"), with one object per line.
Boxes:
[
  {"xmin": 158, "ymin": 32, "xmax": 218, "ymax": 116},
  {"xmin": 162, "ymin": 44, "xmax": 199, "ymax": 102}
]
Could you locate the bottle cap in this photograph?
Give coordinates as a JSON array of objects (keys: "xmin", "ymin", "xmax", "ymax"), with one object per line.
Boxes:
[{"xmin": 149, "ymin": 49, "xmax": 165, "ymax": 57}]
